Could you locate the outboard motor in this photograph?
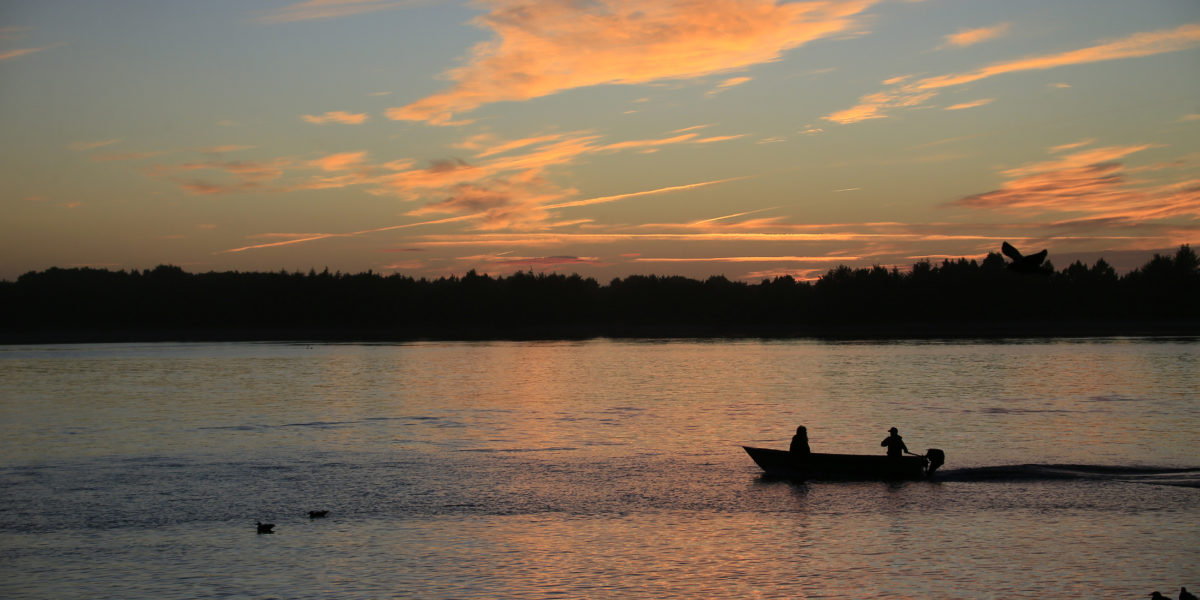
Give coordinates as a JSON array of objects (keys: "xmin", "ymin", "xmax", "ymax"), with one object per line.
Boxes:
[{"xmin": 925, "ymin": 448, "xmax": 945, "ymax": 476}]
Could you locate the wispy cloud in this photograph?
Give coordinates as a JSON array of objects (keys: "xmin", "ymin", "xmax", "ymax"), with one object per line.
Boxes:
[
  {"xmin": 1049, "ymin": 139, "xmax": 1094, "ymax": 153},
  {"xmin": 707, "ymin": 76, "xmax": 753, "ymax": 95},
  {"xmin": 255, "ymin": 0, "xmax": 419, "ymax": 24},
  {"xmin": 479, "ymin": 255, "xmax": 606, "ymax": 268},
  {"xmin": 199, "ymin": 145, "xmax": 256, "ymax": 154},
  {"xmin": 388, "ymin": 0, "xmax": 879, "ymax": 124},
  {"xmin": 919, "ymin": 24, "xmax": 1200, "ymax": 90},
  {"xmin": 146, "ymin": 158, "xmax": 292, "ymax": 195},
  {"xmin": 549, "ymin": 176, "xmax": 748, "ymax": 210},
  {"xmin": 944, "ymin": 98, "xmax": 992, "ymax": 111},
  {"xmin": 308, "ymin": 151, "xmax": 369, "ymax": 171},
  {"xmin": 0, "ymin": 46, "xmax": 54, "ymax": 62},
  {"xmin": 827, "ymin": 23, "xmax": 1200, "ymax": 124},
  {"xmin": 953, "ymin": 143, "xmax": 1200, "ymax": 224},
  {"xmin": 302, "ymin": 111, "xmax": 369, "ymax": 125},
  {"xmin": 219, "ymin": 175, "xmax": 748, "ymax": 254},
  {"xmin": 939, "ymin": 23, "xmax": 1010, "ymax": 49},
  {"xmin": 634, "ymin": 255, "xmax": 859, "ymax": 263}
]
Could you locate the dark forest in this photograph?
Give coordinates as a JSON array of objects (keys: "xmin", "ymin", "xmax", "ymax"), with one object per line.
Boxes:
[{"xmin": 2, "ymin": 245, "xmax": 1197, "ymax": 342}]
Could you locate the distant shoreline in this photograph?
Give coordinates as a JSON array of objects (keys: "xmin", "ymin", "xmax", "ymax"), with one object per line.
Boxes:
[
  {"xmin": 4, "ymin": 248, "xmax": 1197, "ymax": 345},
  {"xmin": 4, "ymin": 319, "xmax": 1198, "ymax": 345}
]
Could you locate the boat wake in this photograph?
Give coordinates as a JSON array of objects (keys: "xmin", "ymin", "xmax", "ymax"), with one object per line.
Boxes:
[{"xmin": 935, "ymin": 464, "xmax": 1200, "ymax": 487}]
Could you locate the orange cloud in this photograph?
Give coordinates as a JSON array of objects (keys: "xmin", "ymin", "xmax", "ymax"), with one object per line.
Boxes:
[
  {"xmin": 708, "ymin": 76, "xmax": 753, "ymax": 95},
  {"xmin": 546, "ymin": 176, "xmax": 747, "ymax": 210},
  {"xmin": 944, "ymin": 98, "xmax": 992, "ymax": 111},
  {"xmin": 1049, "ymin": 139, "xmax": 1095, "ymax": 153},
  {"xmin": 200, "ymin": 145, "xmax": 256, "ymax": 154},
  {"xmin": 953, "ymin": 144, "xmax": 1200, "ymax": 223},
  {"xmin": 919, "ymin": 23, "xmax": 1200, "ymax": 91},
  {"xmin": 147, "ymin": 158, "xmax": 292, "ymax": 195},
  {"xmin": 481, "ymin": 255, "xmax": 606, "ymax": 268},
  {"xmin": 0, "ymin": 46, "xmax": 51, "ymax": 61},
  {"xmin": 634, "ymin": 255, "xmax": 859, "ymax": 262},
  {"xmin": 388, "ymin": 0, "xmax": 878, "ymax": 124},
  {"xmin": 464, "ymin": 133, "xmax": 569, "ymax": 158},
  {"xmin": 828, "ymin": 23, "xmax": 1200, "ymax": 124},
  {"xmin": 302, "ymin": 111, "xmax": 369, "ymax": 125},
  {"xmin": 939, "ymin": 23, "xmax": 1010, "ymax": 49},
  {"xmin": 405, "ymin": 178, "xmax": 566, "ymax": 230},
  {"xmin": 309, "ymin": 151, "xmax": 369, "ymax": 171},
  {"xmin": 255, "ymin": 0, "xmax": 416, "ymax": 23},
  {"xmin": 824, "ymin": 88, "xmax": 936, "ymax": 124}
]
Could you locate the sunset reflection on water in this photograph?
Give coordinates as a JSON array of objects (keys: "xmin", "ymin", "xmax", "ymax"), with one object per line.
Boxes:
[{"xmin": 0, "ymin": 338, "xmax": 1196, "ymax": 598}]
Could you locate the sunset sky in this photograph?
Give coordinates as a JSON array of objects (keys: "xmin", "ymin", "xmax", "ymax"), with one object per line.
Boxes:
[{"xmin": 2, "ymin": 0, "xmax": 1198, "ymax": 282}]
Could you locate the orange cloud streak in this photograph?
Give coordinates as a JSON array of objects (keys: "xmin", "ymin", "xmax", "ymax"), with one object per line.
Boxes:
[
  {"xmin": 545, "ymin": 176, "xmax": 749, "ymax": 209},
  {"xmin": 954, "ymin": 144, "xmax": 1200, "ymax": 223},
  {"xmin": 940, "ymin": 23, "xmax": 1010, "ymax": 49},
  {"xmin": 635, "ymin": 256, "xmax": 860, "ymax": 262},
  {"xmin": 827, "ymin": 23, "xmax": 1200, "ymax": 124},
  {"xmin": 256, "ymin": 0, "xmax": 417, "ymax": 24},
  {"xmin": 0, "ymin": 46, "xmax": 52, "ymax": 61},
  {"xmin": 944, "ymin": 98, "xmax": 992, "ymax": 111},
  {"xmin": 388, "ymin": 0, "xmax": 878, "ymax": 124},
  {"xmin": 918, "ymin": 23, "xmax": 1200, "ymax": 90},
  {"xmin": 302, "ymin": 111, "xmax": 369, "ymax": 125}
]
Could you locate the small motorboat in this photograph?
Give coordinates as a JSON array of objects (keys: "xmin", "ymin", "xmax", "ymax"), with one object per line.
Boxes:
[{"xmin": 743, "ymin": 446, "xmax": 945, "ymax": 480}]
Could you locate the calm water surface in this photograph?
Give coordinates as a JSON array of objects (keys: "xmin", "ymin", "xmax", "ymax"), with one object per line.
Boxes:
[{"xmin": 0, "ymin": 338, "xmax": 1197, "ymax": 599}]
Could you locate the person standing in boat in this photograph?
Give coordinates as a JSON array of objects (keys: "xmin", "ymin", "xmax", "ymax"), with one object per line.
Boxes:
[
  {"xmin": 790, "ymin": 425, "xmax": 810, "ymax": 456},
  {"xmin": 880, "ymin": 427, "xmax": 908, "ymax": 458}
]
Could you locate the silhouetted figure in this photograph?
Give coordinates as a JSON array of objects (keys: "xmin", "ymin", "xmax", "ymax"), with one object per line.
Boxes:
[
  {"xmin": 1001, "ymin": 241, "xmax": 1048, "ymax": 274},
  {"xmin": 1150, "ymin": 593, "xmax": 1170, "ymax": 600},
  {"xmin": 308, "ymin": 510, "xmax": 329, "ymax": 519},
  {"xmin": 789, "ymin": 426, "xmax": 810, "ymax": 456},
  {"xmin": 256, "ymin": 521, "xmax": 275, "ymax": 534},
  {"xmin": 1181, "ymin": 587, "xmax": 1198, "ymax": 600},
  {"xmin": 880, "ymin": 427, "xmax": 909, "ymax": 458}
]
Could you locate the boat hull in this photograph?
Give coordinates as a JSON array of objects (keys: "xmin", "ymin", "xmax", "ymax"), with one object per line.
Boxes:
[{"xmin": 743, "ymin": 446, "xmax": 931, "ymax": 480}]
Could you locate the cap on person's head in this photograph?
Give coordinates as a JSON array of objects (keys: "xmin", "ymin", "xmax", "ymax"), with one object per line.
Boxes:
[{"xmin": 888, "ymin": 427, "xmax": 898, "ymax": 433}]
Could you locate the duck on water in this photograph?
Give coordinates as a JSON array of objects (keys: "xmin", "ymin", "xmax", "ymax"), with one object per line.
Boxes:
[{"xmin": 744, "ymin": 426, "xmax": 945, "ymax": 481}]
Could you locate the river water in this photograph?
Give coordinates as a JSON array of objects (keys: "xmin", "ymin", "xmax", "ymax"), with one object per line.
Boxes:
[{"xmin": 0, "ymin": 338, "xmax": 1196, "ymax": 599}]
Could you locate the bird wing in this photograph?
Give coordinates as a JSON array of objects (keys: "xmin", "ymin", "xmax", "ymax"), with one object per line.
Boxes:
[
  {"xmin": 1001, "ymin": 241, "xmax": 1023, "ymax": 261},
  {"xmin": 1027, "ymin": 249, "xmax": 1047, "ymax": 266}
]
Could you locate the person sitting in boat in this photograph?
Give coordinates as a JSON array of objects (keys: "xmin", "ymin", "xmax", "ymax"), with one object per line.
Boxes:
[
  {"xmin": 789, "ymin": 425, "xmax": 810, "ymax": 456},
  {"xmin": 880, "ymin": 427, "xmax": 909, "ymax": 458}
]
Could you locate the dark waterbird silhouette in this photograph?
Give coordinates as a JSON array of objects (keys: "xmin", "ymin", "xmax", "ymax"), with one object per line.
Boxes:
[
  {"xmin": 308, "ymin": 510, "xmax": 329, "ymax": 518},
  {"xmin": 256, "ymin": 521, "xmax": 275, "ymax": 534},
  {"xmin": 1001, "ymin": 241, "xmax": 1048, "ymax": 274},
  {"xmin": 1150, "ymin": 591, "xmax": 1196, "ymax": 600}
]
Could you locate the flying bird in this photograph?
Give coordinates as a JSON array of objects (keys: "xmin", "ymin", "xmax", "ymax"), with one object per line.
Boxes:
[
  {"xmin": 1001, "ymin": 241, "xmax": 1048, "ymax": 274},
  {"xmin": 256, "ymin": 521, "xmax": 275, "ymax": 534},
  {"xmin": 308, "ymin": 510, "xmax": 329, "ymax": 519}
]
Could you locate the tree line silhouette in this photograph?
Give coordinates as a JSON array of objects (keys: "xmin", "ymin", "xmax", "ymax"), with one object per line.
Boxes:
[{"xmin": 1, "ymin": 245, "xmax": 1196, "ymax": 342}]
